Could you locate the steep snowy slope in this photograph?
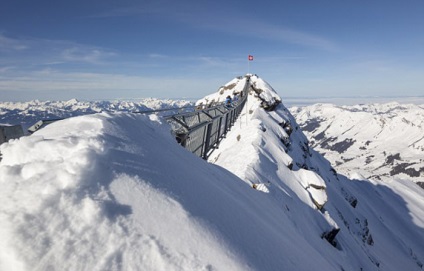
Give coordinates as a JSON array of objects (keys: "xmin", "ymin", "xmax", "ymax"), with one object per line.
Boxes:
[
  {"xmin": 289, "ymin": 103, "xmax": 424, "ymax": 186},
  {"xmin": 203, "ymin": 75, "xmax": 424, "ymax": 270},
  {"xmin": 1, "ymin": 75, "xmax": 424, "ymax": 270}
]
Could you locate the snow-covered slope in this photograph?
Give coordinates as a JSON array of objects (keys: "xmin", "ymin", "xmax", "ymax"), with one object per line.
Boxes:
[
  {"xmin": 204, "ymin": 75, "xmax": 424, "ymax": 270},
  {"xmin": 1, "ymin": 75, "xmax": 424, "ymax": 270},
  {"xmin": 289, "ymin": 103, "xmax": 424, "ymax": 187}
]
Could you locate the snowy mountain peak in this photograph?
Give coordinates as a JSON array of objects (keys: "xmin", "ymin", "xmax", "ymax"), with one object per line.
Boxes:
[
  {"xmin": 1, "ymin": 75, "xmax": 424, "ymax": 270},
  {"xmin": 64, "ymin": 98, "xmax": 79, "ymax": 105}
]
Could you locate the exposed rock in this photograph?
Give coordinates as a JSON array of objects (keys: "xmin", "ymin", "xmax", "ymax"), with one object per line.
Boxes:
[
  {"xmin": 279, "ymin": 121, "xmax": 293, "ymax": 135},
  {"xmin": 250, "ymin": 84, "xmax": 281, "ymax": 111},
  {"xmin": 0, "ymin": 124, "xmax": 24, "ymax": 145},
  {"xmin": 385, "ymin": 153, "xmax": 401, "ymax": 165},
  {"xmin": 330, "ymin": 138, "xmax": 356, "ymax": 154},
  {"xmin": 322, "ymin": 228, "xmax": 340, "ymax": 247},
  {"xmin": 341, "ymin": 188, "xmax": 358, "ymax": 208},
  {"xmin": 300, "ymin": 118, "xmax": 321, "ymax": 132},
  {"xmin": 390, "ymin": 163, "xmax": 422, "ymax": 177},
  {"xmin": 365, "ymin": 155, "xmax": 375, "ymax": 164}
]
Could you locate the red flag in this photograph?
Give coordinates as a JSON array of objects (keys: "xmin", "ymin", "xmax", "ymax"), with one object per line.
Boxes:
[{"xmin": 248, "ymin": 55, "xmax": 253, "ymax": 61}]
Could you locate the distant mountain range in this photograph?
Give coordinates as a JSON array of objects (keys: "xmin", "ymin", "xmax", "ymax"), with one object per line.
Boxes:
[
  {"xmin": 0, "ymin": 98, "xmax": 193, "ymax": 133},
  {"xmin": 290, "ymin": 102, "xmax": 424, "ymax": 188}
]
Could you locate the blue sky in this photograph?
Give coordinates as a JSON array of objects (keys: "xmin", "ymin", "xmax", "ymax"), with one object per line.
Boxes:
[{"xmin": 1, "ymin": 0, "xmax": 423, "ymax": 101}]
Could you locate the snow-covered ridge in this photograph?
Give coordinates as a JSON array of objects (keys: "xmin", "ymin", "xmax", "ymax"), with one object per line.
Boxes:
[
  {"xmin": 202, "ymin": 75, "xmax": 424, "ymax": 269},
  {"xmin": 290, "ymin": 102, "xmax": 424, "ymax": 186},
  {"xmin": 1, "ymin": 75, "xmax": 424, "ymax": 270}
]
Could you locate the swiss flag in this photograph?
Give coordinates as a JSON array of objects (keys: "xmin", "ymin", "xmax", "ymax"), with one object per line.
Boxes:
[{"xmin": 248, "ymin": 55, "xmax": 253, "ymax": 61}]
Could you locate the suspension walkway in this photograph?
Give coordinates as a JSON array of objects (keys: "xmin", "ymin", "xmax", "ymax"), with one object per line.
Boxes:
[
  {"xmin": 165, "ymin": 76, "xmax": 250, "ymax": 159},
  {"xmin": 15, "ymin": 76, "xmax": 251, "ymax": 160}
]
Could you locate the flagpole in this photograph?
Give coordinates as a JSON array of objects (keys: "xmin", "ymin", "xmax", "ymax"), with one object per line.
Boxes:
[{"xmin": 247, "ymin": 55, "xmax": 253, "ymax": 75}]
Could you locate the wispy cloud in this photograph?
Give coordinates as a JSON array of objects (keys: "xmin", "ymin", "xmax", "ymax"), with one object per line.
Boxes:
[
  {"xmin": 0, "ymin": 34, "xmax": 29, "ymax": 51},
  {"xmin": 252, "ymin": 23, "xmax": 338, "ymax": 52},
  {"xmin": 0, "ymin": 34, "xmax": 118, "ymax": 68},
  {"xmin": 86, "ymin": 1, "xmax": 337, "ymax": 52},
  {"xmin": 62, "ymin": 47, "xmax": 116, "ymax": 64},
  {"xmin": 194, "ymin": 16, "xmax": 338, "ymax": 52},
  {"xmin": 0, "ymin": 66, "xmax": 14, "ymax": 73},
  {"xmin": 103, "ymin": 2, "xmax": 339, "ymax": 52},
  {"xmin": 148, "ymin": 53, "xmax": 168, "ymax": 59}
]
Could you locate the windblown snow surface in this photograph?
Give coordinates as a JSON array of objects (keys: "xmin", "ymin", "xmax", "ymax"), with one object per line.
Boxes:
[{"xmin": 1, "ymin": 75, "xmax": 424, "ymax": 270}]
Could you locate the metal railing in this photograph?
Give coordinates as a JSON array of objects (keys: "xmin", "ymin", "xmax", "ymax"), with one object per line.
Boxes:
[{"xmin": 165, "ymin": 77, "xmax": 250, "ymax": 159}]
